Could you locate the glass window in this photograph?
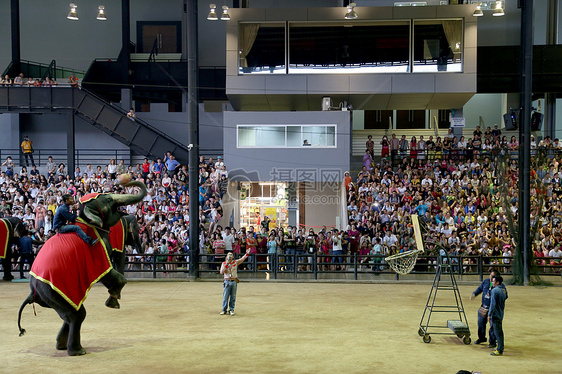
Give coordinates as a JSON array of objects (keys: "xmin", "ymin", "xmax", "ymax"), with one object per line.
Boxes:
[
  {"xmin": 237, "ymin": 125, "xmax": 336, "ymax": 148},
  {"xmin": 260, "ymin": 126, "xmax": 286, "ymax": 147},
  {"xmin": 238, "ymin": 126, "xmax": 258, "ymax": 147},
  {"xmin": 412, "ymin": 20, "xmax": 463, "ymax": 72},
  {"xmin": 289, "ymin": 22, "xmax": 410, "ymax": 74},
  {"xmin": 287, "ymin": 126, "xmax": 302, "ymax": 147},
  {"xmin": 239, "ymin": 23, "xmax": 286, "ymax": 74}
]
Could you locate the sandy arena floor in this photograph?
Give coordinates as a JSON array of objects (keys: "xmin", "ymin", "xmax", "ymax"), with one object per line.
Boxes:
[{"xmin": 1, "ymin": 280, "xmax": 560, "ymax": 374}]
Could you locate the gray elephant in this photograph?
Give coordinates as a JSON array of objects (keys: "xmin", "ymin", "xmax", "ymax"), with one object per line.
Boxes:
[
  {"xmin": 109, "ymin": 214, "xmax": 142, "ymax": 274},
  {"xmin": 18, "ymin": 179, "xmax": 146, "ymax": 356},
  {"xmin": 1, "ymin": 216, "xmax": 28, "ymax": 281}
]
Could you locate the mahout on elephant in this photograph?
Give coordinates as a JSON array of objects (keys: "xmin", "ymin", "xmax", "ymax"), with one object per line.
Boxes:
[
  {"xmin": 0, "ymin": 216, "xmax": 28, "ymax": 281},
  {"xmin": 18, "ymin": 177, "xmax": 147, "ymax": 356}
]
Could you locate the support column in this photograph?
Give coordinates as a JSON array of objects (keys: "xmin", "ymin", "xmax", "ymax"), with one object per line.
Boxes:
[
  {"xmin": 519, "ymin": 0, "xmax": 533, "ymax": 286},
  {"xmin": 67, "ymin": 113, "xmax": 75, "ymax": 175},
  {"xmin": 544, "ymin": 0, "xmax": 558, "ymax": 139},
  {"xmin": 121, "ymin": 89, "xmax": 132, "ymax": 111},
  {"xmin": 187, "ymin": 0, "xmax": 200, "ymax": 280},
  {"xmin": 11, "ymin": 0, "xmax": 20, "ymax": 74},
  {"xmin": 121, "ymin": 0, "xmax": 131, "ymax": 87}
]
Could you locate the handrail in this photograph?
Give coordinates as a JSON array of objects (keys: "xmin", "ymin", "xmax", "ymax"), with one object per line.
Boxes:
[
  {"xmin": 148, "ymin": 37, "xmax": 159, "ymax": 62},
  {"xmin": 76, "ymin": 86, "xmax": 190, "ymax": 152},
  {"xmin": 117, "ymin": 253, "xmax": 562, "ymax": 280}
]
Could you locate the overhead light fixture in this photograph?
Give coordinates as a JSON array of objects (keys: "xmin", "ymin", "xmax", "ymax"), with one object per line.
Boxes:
[
  {"xmin": 493, "ymin": 1, "xmax": 504, "ymax": 16},
  {"xmin": 344, "ymin": 2, "xmax": 358, "ymax": 20},
  {"xmin": 220, "ymin": 5, "xmax": 230, "ymax": 21},
  {"xmin": 67, "ymin": 3, "xmax": 79, "ymax": 20},
  {"xmin": 207, "ymin": 4, "xmax": 218, "ymax": 20},
  {"xmin": 97, "ymin": 5, "xmax": 107, "ymax": 21},
  {"xmin": 473, "ymin": 2, "xmax": 483, "ymax": 17}
]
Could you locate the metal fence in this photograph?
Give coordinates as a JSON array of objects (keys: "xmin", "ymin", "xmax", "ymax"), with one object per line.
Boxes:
[{"xmin": 119, "ymin": 253, "xmax": 562, "ymax": 281}]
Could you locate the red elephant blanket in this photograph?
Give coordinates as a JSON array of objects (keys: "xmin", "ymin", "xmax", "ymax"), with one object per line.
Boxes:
[
  {"xmin": 30, "ymin": 222, "xmax": 111, "ymax": 311},
  {"xmin": 109, "ymin": 219, "xmax": 125, "ymax": 253},
  {"xmin": 0, "ymin": 219, "xmax": 9, "ymax": 259}
]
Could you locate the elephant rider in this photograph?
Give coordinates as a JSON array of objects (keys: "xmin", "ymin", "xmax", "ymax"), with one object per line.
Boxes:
[{"xmin": 53, "ymin": 194, "xmax": 99, "ymax": 246}]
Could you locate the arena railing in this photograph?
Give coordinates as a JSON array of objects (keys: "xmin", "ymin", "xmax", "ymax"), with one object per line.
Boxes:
[{"xmin": 118, "ymin": 253, "xmax": 562, "ymax": 281}]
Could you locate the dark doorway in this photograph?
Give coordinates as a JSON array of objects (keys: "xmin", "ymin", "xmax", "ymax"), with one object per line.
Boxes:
[
  {"xmin": 365, "ymin": 110, "xmax": 394, "ymax": 129},
  {"xmin": 396, "ymin": 110, "xmax": 426, "ymax": 129},
  {"xmin": 137, "ymin": 21, "xmax": 181, "ymax": 53},
  {"xmin": 438, "ymin": 109, "xmax": 452, "ymax": 129}
]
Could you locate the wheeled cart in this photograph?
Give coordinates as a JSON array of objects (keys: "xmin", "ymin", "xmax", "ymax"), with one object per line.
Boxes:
[{"xmin": 418, "ymin": 260, "xmax": 471, "ymax": 345}]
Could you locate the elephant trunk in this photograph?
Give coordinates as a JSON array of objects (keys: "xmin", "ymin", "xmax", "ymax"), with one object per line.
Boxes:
[{"xmin": 112, "ymin": 180, "xmax": 147, "ymax": 207}]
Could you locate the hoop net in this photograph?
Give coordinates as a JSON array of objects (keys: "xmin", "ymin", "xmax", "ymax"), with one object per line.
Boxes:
[{"xmin": 385, "ymin": 249, "xmax": 423, "ymax": 275}]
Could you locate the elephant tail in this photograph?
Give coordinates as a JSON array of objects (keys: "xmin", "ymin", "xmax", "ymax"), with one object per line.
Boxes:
[{"xmin": 18, "ymin": 293, "xmax": 34, "ymax": 337}]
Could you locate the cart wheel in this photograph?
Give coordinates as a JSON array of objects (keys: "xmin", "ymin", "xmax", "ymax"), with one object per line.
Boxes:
[
  {"xmin": 463, "ymin": 336, "xmax": 471, "ymax": 345},
  {"xmin": 418, "ymin": 328, "xmax": 425, "ymax": 337},
  {"xmin": 423, "ymin": 334, "xmax": 431, "ymax": 344},
  {"xmin": 457, "ymin": 334, "xmax": 463, "ymax": 338}
]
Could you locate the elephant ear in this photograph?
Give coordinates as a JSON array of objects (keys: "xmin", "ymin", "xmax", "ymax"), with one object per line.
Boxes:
[{"xmin": 83, "ymin": 205, "xmax": 103, "ymax": 228}]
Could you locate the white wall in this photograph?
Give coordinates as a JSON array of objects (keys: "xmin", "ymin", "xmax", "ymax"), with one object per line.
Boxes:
[{"xmin": 462, "ymin": 93, "xmax": 506, "ymax": 129}]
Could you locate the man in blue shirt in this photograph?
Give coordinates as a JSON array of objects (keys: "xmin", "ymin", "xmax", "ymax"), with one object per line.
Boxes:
[
  {"xmin": 17, "ymin": 231, "xmax": 43, "ymax": 279},
  {"xmin": 489, "ymin": 274, "xmax": 508, "ymax": 356},
  {"xmin": 53, "ymin": 194, "xmax": 99, "ymax": 246},
  {"xmin": 470, "ymin": 270, "xmax": 499, "ymax": 345},
  {"xmin": 165, "ymin": 154, "xmax": 180, "ymax": 177}
]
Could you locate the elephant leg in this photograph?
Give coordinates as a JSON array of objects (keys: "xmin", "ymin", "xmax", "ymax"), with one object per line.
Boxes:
[
  {"xmin": 111, "ymin": 251, "xmax": 126, "ymax": 275},
  {"xmin": 66, "ymin": 306, "xmax": 87, "ymax": 356},
  {"xmin": 100, "ymin": 269, "xmax": 127, "ymax": 309},
  {"xmin": 56, "ymin": 322, "xmax": 69, "ymax": 350},
  {"xmin": 2, "ymin": 255, "xmax": 14, "ymax": 281}
]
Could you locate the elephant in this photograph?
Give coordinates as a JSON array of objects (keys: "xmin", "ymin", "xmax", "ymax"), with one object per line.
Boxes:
[
  {"xmin": 109, "ymin": 214, "xmax": 142, "ymax": 274},
  {"xmin": 1, "ymin": 217, "xmax": 28, "ymax": 281},
  {"xmin": 18, "ymin": 179, "xmax": 147, "ymax": 356}
]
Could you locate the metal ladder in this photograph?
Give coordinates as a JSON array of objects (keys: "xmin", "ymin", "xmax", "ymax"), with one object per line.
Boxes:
[{"xmin": 418, "ymin": 256, "xmax": 471, "ymax": 345}]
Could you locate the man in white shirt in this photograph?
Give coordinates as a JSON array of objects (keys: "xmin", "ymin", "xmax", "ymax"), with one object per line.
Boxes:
[
  {"xmin": 222, "ymin": 226, "xmax": 235, "ymax": 253},
  {"xmin": 421, "ymin": 175, "xmax": 433, "ymax": 187},
  {"xmin": 382, "ymin": 230, "xmax": 398, "ymax": 247}
]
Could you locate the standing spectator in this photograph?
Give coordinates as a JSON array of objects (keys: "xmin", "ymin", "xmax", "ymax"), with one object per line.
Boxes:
[
  {"xmin": 165, "ymin": 155, "xmax": 180, "ymax": 177},
  {"xmin": 13, "ymin": 73, "xmax": 24, "ymax": 87},
  {"xmin": 1, "ymin": 75, "xmax": 12, "ymax": 86},
  {"xmin": 380, "ymin": 135, "xmax": 390, "ymax": 158},
  {"xmin": 489, "ymin": 275, "xmax": 508, "ymax": 356},
  {"xmin": 366, "ymin": 135, "xmax": 375, "ymax": 159},
  {"xmin": 212, "ymin": 232, "xmax": 226, "ymax": 270},
  {"xmin": 46, "ymin": 156, "xmax": 56, "ymax": 177},
  {"xmin": 222, "ymin": 227, "xmax": 235, "ymax": 254},
  {"xmin": 17, "ymin": 232, "xmax": 42, "ymax": 279},
  {"xmin": 106, "ymin": 159, "xmax": 117, "ymax": 179},
  {"xmin": 219, "ymin": 249, "xmax": 250, "ymax": 315},
  {"xmin": 20, "ymin": 135, "xmax": 35, "ymax": 167},
  {"xmin": 215, "ymin": 156, "xmax": 225, "ymax": 169},
  {"xmin": 117, "ymin": 160, "xmax": 127, "ymax": 175},
  {"xmin": 363, "ymin": 150, "xmax": 373, "ymax": 172},
  {"xmin": 2, "ymin": 156, "xmax": 15, "ymax": 177},
  {"xmin": 390, "ymin": 133, "xmax": 400, "ymax": 165},
  {"xmin": 410, "ymin": 136, "xmax": 417, "ymax": 159},
  {"xmin": 399, "ymin": 135, "xmax": 408, "ymax": 161},
  {"xmin": 141, "ymin": 158, "xmax": 150, "ymax": 180}
]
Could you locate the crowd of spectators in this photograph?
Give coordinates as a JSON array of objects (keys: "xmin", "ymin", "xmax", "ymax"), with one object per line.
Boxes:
[
  {"xmin": 2, "ymin": 125, "xmax": 562, "ymax": 277},
  {"xmin": 348, "ymin": 128, "xmax": 562, "ymax": 273},
  {"xmin": 0, "ymin": 151, "xmax": 229, "ymax": 275}
]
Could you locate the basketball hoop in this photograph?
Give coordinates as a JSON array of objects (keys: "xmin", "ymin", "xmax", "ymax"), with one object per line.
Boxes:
[{"xmin": 385, "ymin": 249, "xmax": 423, "ymax": 275}]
